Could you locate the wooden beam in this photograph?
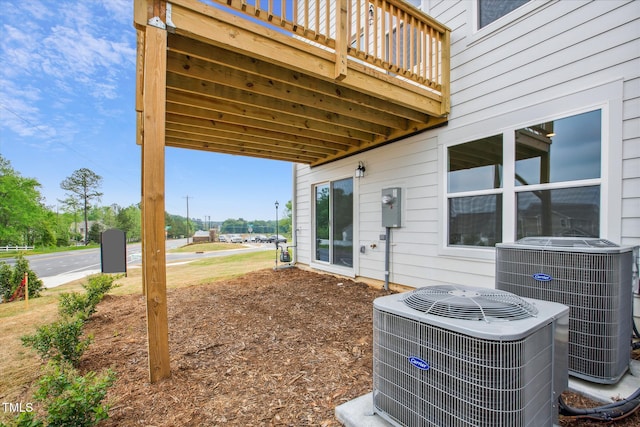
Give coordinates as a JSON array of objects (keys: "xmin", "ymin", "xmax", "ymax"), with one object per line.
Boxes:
[
  {"xmin": 166, "ymin": 137, "xmax": 321, "ymax": 163},
  {"xmin": 133, "ymin": 0, "xmax": 148, "ymax": 29},
  {"xmin": 165, "ymin": 128, "xmax": 332, "ymax": 159},
  {"xmin": 142, "ymin": 24, "xmax": 170, "ymax": 383},
  {"xmin": 140, "ymin": 142, "xmax": 145, "ymax": 296},
  {"xmin": 166, "ymin": 72, "xmax": 390, "ymax": 136},
  {"xmin": 135, "ymin": 29, "xmax": 145, "ymax": 113},
  {"xmin": 166, "ymin": 35, "xmax": 429, "ymax": 123},
  {"xmin": 334, "ymin": 0, "xmax": 348, "ymax": 80},
  {"xmin": 165, "ymin": 50, "xmax": 409, "ymax": 129},
  {"xmin": 165, "ymin": 89, "xmax": 375, "ymax": 142},
  {"xmin": 165, "ymin": 113, "xmax": 353, "ymax": 152},
  {"xmin": 165, "ymin": 124, "xmax": 340, "ymax": 157},
  {"xmin": 440, "ymin": 29, "xmax": 451, "ymax": 115}
]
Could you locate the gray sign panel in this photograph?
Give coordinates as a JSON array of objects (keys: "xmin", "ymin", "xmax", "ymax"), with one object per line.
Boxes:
[{"xmin": 101, "ymin": 228, "xmax": 127, "ymax": 274}]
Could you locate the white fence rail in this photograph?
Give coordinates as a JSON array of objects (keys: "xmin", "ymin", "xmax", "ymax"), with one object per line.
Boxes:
[{"xmin": 0, "ymin": 245, "xmax": 34, "ymax": 252}]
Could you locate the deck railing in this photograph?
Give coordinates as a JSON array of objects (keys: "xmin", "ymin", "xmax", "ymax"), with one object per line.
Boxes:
[{"xmin": 213, "ymin": 0, "xmax": 449, "ymax": 93}]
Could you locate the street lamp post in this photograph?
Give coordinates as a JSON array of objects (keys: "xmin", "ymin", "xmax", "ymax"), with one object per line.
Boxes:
[{"xmin": 275, "ymin": 201, "xmax": 279, "ymax": 269}]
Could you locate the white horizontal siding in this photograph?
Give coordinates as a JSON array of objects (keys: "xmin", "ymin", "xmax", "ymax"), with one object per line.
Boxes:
[
  {"xmin": 293, "ymin": 164, "xmax": 312, "ymax": 266},
  {"xmin": 621, "ymin": 73, "xmax": 640, "ymax": 246},
  {"xmin": 447, "ymin": 1, "xmax": 639, "ymax": 126},
  {"xmin": 296, "ymin": 130, "xmax": 500, "ymax": 288}
]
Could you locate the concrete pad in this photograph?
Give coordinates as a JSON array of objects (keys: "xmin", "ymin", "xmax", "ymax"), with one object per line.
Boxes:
[
  {"xmin": 335, "ymin": 393, "xmax": 391, "ymax": 427},
  {"xmin": 568, "ymin": 359, "xmax": 640, "ymax": 403}
]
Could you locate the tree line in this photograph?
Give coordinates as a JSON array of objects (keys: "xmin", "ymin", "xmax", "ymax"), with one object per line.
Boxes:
[{"xmin": 0, "ymin": 155, "xmax": 291, "ymax": 247}]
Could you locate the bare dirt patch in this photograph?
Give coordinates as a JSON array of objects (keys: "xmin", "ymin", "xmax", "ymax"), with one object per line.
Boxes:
[{"xmin": 77, "ymin": 268, "xmax": 639, "ymax": 426}]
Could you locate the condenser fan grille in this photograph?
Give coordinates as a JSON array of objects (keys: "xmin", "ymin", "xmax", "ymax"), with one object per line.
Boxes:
[{"xmin": 402, "ymin": 285, "xmax": 538, "ymax": 321}]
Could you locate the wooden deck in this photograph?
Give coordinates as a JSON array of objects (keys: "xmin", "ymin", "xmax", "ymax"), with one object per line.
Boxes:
[
  {"xmin": 135, "ymin": 0, "xmax": 450, "ymax": 166},
  {"xmin": 134, "ymin": 0, "xmax": 450, "ymax": 382}
]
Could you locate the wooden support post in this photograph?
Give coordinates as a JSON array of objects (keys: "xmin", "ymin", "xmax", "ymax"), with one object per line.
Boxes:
[
  {"xmin": 142, "ymin": 24, "xmax": 170, "ymax": 383},
  {"xmin": 334, "ymin": 0, "xmax": 348, "ymax": 80},
  {"xmin": 136, "ymin": 29, "xmax": 145, "ymax": 114},
  {"xmin": 136, "ymin": 27, "xmax": 147, "ymax": 296},
  {"xmin": 440, "ymin": 29, "xmax": 451, "ymax": 116},
  {"xmin": 141, "ymin": 142, "xmax": 146, "ymax": 296}
]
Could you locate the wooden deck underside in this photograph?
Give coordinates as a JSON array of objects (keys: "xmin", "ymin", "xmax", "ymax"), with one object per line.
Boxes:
[{"xmin": 136, "ymin": 0, "xmax": 450, "ymax": 166}]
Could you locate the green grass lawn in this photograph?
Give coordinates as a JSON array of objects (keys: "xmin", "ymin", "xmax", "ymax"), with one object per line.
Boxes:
[{"xmin": 167, "ymin": 242, "xmax": 242, "ymax": 253}]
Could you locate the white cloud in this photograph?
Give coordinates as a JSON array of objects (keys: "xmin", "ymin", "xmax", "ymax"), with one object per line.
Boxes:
[
  {"xmin": 43, "ymin": 26, "xmax": 121, "ymax": 78},
  {"xmin": 0, "ymin": 24, "xmax": 44, "ymax": 79},
  {"xmin": 19, "ymin": 0, "xmax": 54, "ymax": 21},
  {"xmin": 0, "ymin": 78, "xmax": 57, "ymax": 140},
  {"xmin": 2, "ymin": 1, "xmax": 135, "ymax": 95},
  {"xmin": 97, "ymin": 0, "xmax": 132, "ymax": 24},
  {"xmin": 90, "ymin": 81, "xmax": 119, "ymax": 100},
  {"xmin": 0, "ymin": 0, "xmax": 136, "ymax": 145}
]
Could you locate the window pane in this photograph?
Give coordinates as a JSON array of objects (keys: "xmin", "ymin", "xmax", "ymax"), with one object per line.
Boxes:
[
  {"xmin": 315, "ymin": 184, "xmax": 329, "ymax": 262},
  {"xmin": 449, "ymin": 194, "xmax": 502, "ymax": 247},
  {"xmin": 332, "ymin": 178, "xmax": 353, "ymax": 267},
  {"xmin": 516, "ymin": 110, "xmax": 601, "ymax": 186},
  {"xmin": 517, "ymin": 186, "xmax": 600, "ymax": 238},
  {"xmin": 448, "ymin": 135, "xmax": 503, "ymax": 193},
  {"xmin": 478, "ymin": 0, "xmax": 529, "ymax": 28}
]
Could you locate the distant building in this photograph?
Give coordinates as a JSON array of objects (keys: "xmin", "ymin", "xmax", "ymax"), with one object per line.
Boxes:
[
  {"xmin": 69, "ymin": 220, "xmax": 101, "ymax": 241},
  {"xmin": 192, "ymin": 229, "xmax": 218, "ymax": 243},
  {"xmin": 192, "ymin": 230, "xmax": 211, "ymax": 243}
]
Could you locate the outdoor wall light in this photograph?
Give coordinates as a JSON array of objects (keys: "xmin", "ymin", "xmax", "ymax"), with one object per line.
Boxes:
[{"xmin": 355, "ymin": 161, "xmax": 366, "ymax": 178}]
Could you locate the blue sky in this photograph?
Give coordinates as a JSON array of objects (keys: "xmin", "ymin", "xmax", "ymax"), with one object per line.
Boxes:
[{"xmin": 0, "ymin": 0, "xmax": 293, "ymax": 222}]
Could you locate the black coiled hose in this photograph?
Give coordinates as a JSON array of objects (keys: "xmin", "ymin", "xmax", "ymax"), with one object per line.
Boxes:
[{"xmin": 559, "ymin": 387, "xmax": 640, "ymax": 421}]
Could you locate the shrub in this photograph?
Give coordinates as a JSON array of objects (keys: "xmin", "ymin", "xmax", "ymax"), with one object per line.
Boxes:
[
  {"xmin": 0, "ymin": 254, "xmax": 44, "ymax": 302},
  {"xmin": 58, "ymin": 274, "xmax": 119, "ymax": 319},
  {"xmin": 14, "ymin": 361, "xmax": 115, "ymax": 427},
  {"xmin": 0, "ymin": 262, "xmax": 12, "ymax": 302},
  {"xmin": 58, "ymin": 291, "xmax": 91, "ymax": 319},
  {"xmin": 6, "ymin": 414, "xmax": 42, "ymax": 427},
  {"xmin": 21, "ymin": 317, "xmax": 93, "ymax": 366},
  {"xmin": 84, "ymin": 274, "xmax": 118, "ymax": 308},
  {"xmin": 12, "ymin": 255, "xmax": 44, "ymax": 298}
]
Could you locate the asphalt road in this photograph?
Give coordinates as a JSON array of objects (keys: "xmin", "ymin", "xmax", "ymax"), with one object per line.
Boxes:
[{"xmin": 3, "ymin": 239, "xmax": 275, "ymax": 288}]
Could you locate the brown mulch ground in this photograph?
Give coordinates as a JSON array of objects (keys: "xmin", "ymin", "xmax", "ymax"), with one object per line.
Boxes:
[{"xmin": 77, "ymin": 268, "xmax": 640, "ymax": 426}]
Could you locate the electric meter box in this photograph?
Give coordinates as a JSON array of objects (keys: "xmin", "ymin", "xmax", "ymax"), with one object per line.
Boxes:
[{"xmin": 381, "ymin": 187, "xmax": 402, "ymax": 228}]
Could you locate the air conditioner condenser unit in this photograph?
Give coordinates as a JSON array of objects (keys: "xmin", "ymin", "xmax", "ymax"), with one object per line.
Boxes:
[
  {"xmin": 496, "ymin": 237, "xmax": 633, "ymax": 384},
  {"xmin": 373, "ymin": 285, "xmax": 569, "ymax": 427}
]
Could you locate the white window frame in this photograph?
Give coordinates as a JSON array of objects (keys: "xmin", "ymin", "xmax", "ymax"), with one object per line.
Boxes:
[
  {"xmin": 438, "ymin": 79, "xmax": 623, "ymax": 260},
  {"xmin": 467, "ymin": 0, "xmax": 548, "ymax": 45}
]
